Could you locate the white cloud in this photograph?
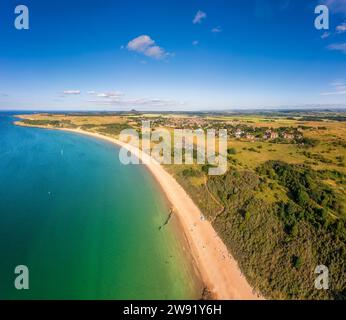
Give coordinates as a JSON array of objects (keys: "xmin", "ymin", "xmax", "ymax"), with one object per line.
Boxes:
[
  {"xmin": 211, "ymin": 26, "xmax": 222, "ymax": 33},
  {"xmin": 87, "ymin": 97, "xmax": 182, "ymax": 108},
  {"xmin": 86, "ymin": 90, "xmax": 183, "ymax": 109},
  {"xmin": 87, "ymin": 91, "xmax": 123, "ymax": 98},
  {"xmin": 97, "ymin": 92, "xmax": 123, "ymax": 98},
  {"xmin": 327, "ymin": 43, "xmax": 346, "ymax": 54},
  {"xmin": 144, "ymin": 45, "xmax": 166, "ymax": 59},
  {"xmin": 126, "ymin": 35, "xmax": 169, "ymax": 60},
  {"xmin": 127, "ymin": 35, "xmax": 154, "ymax": 52},
  {"xmin": 333, "ymin": 80, "xmax": 345, "ymax": 86},
  {"xmin": 192, "ymin": 40, "xmax": 199, "ymax": 46},
  {"xmin": 325, "ymin": 0, "xmax": 346, "ymax": 14},
  {"xmin": 321, "ymin": 90, "xmax": 346, "ymax": 96},
  {"xmin": 321, "ymin": 80, "xmax": 346, "ymax": 95},
  {"xmin": 193, "ymin": 10, "xmax": 207, "ymax": 24},
  {"xmin": 321, "ymin": 31, "xmax": 330, "ymax": 39},
  {"xmin": 336, "ymin": 22, "xmax": 346, "ymax": 33},
  {"xmin": 63, "ymin": 90, "xmax": 81, "ymax": 95}
]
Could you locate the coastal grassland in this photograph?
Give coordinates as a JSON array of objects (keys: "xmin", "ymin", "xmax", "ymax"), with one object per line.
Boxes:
[
  {"xmin": 16, "ymin": 111, "xmax": 346, "ymax": 299},
  {"xmin": 16, "ymin": 113, "xmax": 132, "ymax": 136},
  {"xmin": 226, "ymin": 137, "xmax": 346, "ymax": 174}
]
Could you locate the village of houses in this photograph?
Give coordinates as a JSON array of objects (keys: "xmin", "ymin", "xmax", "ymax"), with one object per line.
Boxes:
[{"xmin": 137, "ymin": 115, "xmax": 303, "ymax": 144}]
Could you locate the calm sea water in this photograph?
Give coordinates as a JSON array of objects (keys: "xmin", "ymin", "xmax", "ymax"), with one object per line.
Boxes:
[{"xmin": 0, "ymin": 113, "xmax": 200, "ymax": 299}]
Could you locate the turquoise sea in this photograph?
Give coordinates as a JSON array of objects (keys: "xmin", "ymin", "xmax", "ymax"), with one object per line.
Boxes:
[{"xmin": 0, "ymin": 112, "xmax": 201, "ymax": 299}]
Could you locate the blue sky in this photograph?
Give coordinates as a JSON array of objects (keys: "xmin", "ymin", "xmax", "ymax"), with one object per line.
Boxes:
[{"xmin": 0, "ymin": 0, "xmax": 346, "ymax": 111}]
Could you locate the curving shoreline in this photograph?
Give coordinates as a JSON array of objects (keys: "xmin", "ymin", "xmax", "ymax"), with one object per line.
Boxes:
[{"xmin": 16, "ymin": 123, "xmax": 262, "ymax": 300}]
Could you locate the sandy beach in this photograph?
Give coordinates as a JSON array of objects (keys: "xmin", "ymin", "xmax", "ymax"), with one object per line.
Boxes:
[{"xmin": 57, "ymin": 128, "xmax": 262, "ymax": 300}]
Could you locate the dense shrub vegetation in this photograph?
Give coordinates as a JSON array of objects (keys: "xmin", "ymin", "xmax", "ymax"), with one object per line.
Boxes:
[
  {"xmin": 21, "ymin": 119, "xmax": 77, "ymax": 128},
  {"xmin": 97, "ymin": 123, "xmax": 132, "ymax": 135},
  {"xmin": 207, "ymin": 162, "xmax": 346, "ymax": 299}
]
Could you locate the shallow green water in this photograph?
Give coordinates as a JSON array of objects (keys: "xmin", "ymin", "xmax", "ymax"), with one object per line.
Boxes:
[{"xmin": 0, "ymin": 113, "xmax": 200, "ymax": 299}]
